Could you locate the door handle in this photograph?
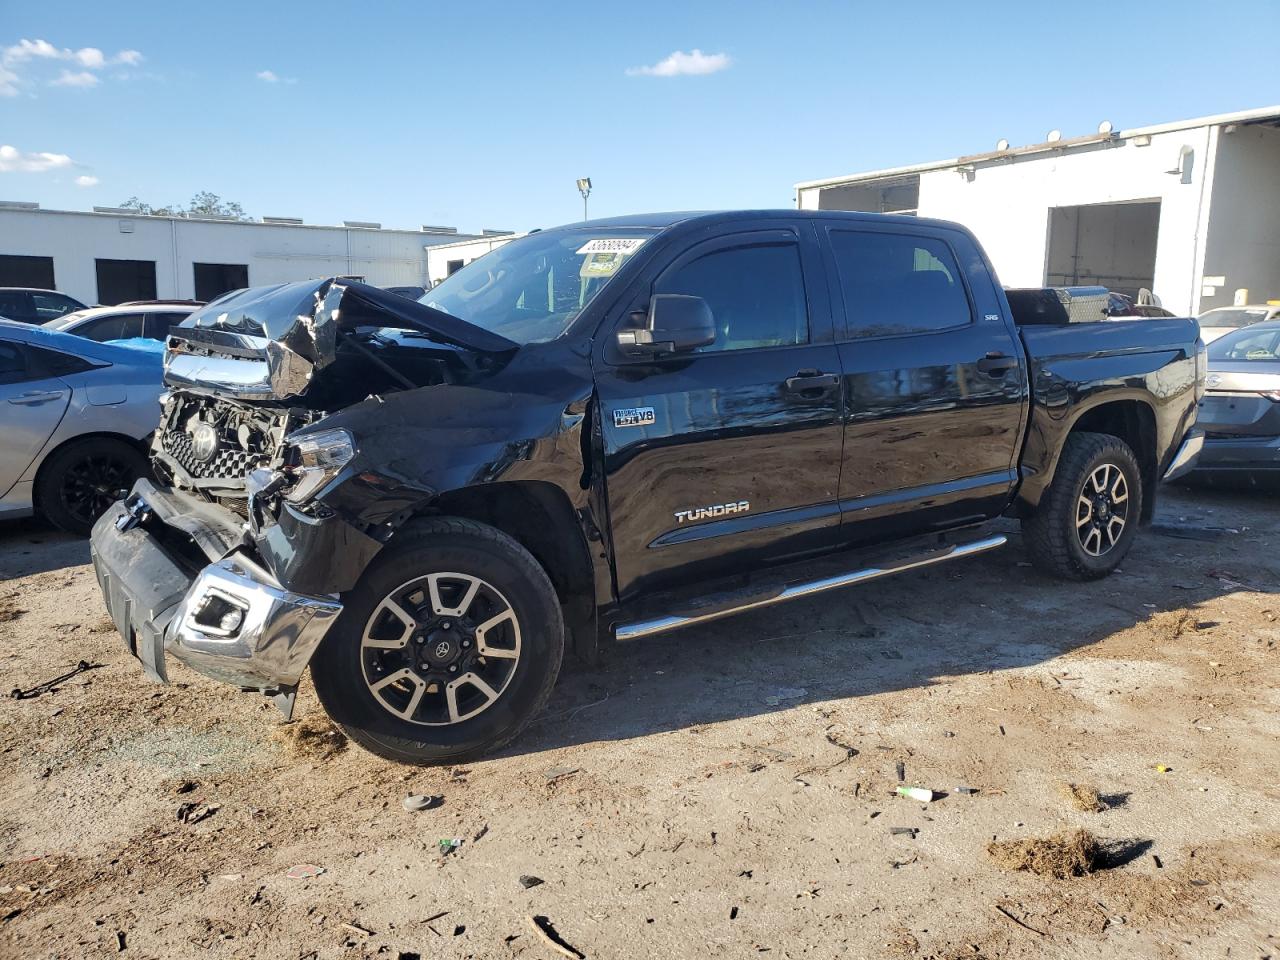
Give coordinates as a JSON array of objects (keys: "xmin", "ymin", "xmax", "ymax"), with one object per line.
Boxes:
[
  {"xmin": 784, "ymin": 371, "xmax": 840, "ymax": 394},
  {"xmin": 8, "ymin": 390, "xmax": 66, "ymax": 406},
  {"xmin": 976, "ymin": 353, "xmax": 1019, "ymax": 376}
]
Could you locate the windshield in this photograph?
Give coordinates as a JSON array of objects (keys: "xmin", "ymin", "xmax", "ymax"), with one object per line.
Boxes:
[
  {"xmin": 421, "ymin": 228, "xmax": 657, "ymax": 344},
  {"xmin": 1208, "ymin": 325, "xmax": 1280, "ymax": 362},
  {"xmin": 1199, "ymin": 308, "xmax": 1269, "ymax": 329}
]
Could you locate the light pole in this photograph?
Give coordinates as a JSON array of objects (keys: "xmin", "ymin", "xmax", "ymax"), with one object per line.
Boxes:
[{"xmin": 576, "ymin": 177, "xmax": 592, "ymax": 221}]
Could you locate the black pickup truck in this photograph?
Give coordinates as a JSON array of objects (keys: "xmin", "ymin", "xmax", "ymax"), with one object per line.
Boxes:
[{"xmin": 89, "ymin": 211, "xmax": 1205, "ymax": 764}]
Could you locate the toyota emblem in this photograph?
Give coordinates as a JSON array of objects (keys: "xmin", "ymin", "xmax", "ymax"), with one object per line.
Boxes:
[
  {"xmin": 190, "ymin": 422, "xmax": 219, "ymax": 461},
  {"xmin": 434, "ymin": 641, "xmax": 452, "ymax": 659}
]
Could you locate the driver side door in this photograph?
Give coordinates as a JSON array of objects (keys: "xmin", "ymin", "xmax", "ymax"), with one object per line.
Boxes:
[{"xmin": 594, "ymin": 225, "xmax": 845, "ymax": 600}]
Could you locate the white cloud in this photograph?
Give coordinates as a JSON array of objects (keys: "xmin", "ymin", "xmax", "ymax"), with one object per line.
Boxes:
[
  {"xmin": 256, "ymin": 69, "xmax": 297, "ymax": 84},
  {"xmin": 626, "ymin": 49, "xmax": 731, "ymax": 78},
  {"xmin": 51, "ymin": 69, "xmax": 99, "ymax": 88},
  {"xmin": 75, "ymin": 174, "xmax": 99, "ymax": 187},
  {"xmin": 0, "ymin": 144, "xmax": 76, "ymax": 173},
  {"xmin": 0, "ymin": 38, "xmax": 143, "ymax": 93}
]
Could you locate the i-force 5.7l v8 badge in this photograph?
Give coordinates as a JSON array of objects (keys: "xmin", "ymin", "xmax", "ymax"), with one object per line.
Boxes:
[
  {"xmin": 674, "ymin": 500, "xmax": 751, "ymax": 524},
  {"xmin": 613, "ymin": 406, "xmax": 656, "ymax": 428}
]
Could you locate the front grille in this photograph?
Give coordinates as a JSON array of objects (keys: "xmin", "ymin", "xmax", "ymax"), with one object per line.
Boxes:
[{"xmin": 161, "ymin": 429, "xmax": 257, "ymax": 481}]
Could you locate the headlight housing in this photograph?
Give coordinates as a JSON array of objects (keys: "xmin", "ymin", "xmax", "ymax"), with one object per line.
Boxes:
[{"xmin": 282, "ymin": 428, "xmax": 355, "ymax": 505}]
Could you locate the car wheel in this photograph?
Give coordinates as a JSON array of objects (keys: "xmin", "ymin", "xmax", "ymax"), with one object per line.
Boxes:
[
  {"xmin": 311, "ymin": 516, "xmax": 565, "ymax": 765},
  {"xmin": 36, "ymin": 436, "xmax": 148, "ymax": 537},
  {"xmin": 1022, "ymin": 431, "xmax": 1143, "ymax": 581}
]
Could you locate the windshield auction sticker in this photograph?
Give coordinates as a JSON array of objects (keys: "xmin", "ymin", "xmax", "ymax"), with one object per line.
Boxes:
[
  {"xmin": 576, "ymin": 238, "xmax": 648, "ymax": 255},
  {"xmin": 580, "ymin": 251, "xmax": 626, "ymax": 278}
]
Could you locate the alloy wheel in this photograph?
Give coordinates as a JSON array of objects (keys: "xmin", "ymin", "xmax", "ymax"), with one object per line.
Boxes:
[
  {"xmin": 359, "ymin": 572, "xmax": 522, "ymax": 726},
  {"xmin": 60, "ymin": 455, "xmax": 134, "ymax": 527},
  {"xmin": 1075, "ymin": 462, "xmax": 1129, "ymax": 557}
]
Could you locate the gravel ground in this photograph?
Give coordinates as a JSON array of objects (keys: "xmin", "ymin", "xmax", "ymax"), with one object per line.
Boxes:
[{"xmin": 1, "ymin": 484, "xmax": 1277, "ymax": 960}]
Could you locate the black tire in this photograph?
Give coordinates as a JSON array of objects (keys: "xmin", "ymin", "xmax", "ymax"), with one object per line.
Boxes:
[
  {"xmin": 311, "ymin": 516, "xmax": 565, "ymax": 765},
  {"xmin": 36, "ymin": 436, "xmax": 148, "ymax": 537},
  {"xmin": 1022, "ymin": 432, "xmax": 1144, "ymax": 581}
]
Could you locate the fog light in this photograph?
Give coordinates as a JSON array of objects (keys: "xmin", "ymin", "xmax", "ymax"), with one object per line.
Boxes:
[
  {"xmin": 191, "ymin": 590, "xmax": 248, "ymax": 637},
  {"xmin": 219, "ymin": 607, "xmax": 245, "ymax": 634}
]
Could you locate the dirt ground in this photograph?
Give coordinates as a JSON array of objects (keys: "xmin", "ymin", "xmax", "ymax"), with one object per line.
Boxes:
[{"xmin": 1, "ymin": 484, "xmax": 1278, "ymax": 960}]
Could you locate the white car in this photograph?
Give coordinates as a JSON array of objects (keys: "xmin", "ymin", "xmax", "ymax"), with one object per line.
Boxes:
[
  {"xmin": 1197, "ymin": 304, "xmax": 1280, "ymax": 343},
  {"xmin": 43, "ymin": 301, "xmax": 199, "ymax": 344}
]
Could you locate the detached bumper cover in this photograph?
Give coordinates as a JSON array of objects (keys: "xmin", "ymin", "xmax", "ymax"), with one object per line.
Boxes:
[
  {"xmin": 1162, "ymin": 429, "xmax": 1205, "ymax": 482},
  {"xmin": 90, "ymin": 485, "xmax": 342, "ymax": 691}
]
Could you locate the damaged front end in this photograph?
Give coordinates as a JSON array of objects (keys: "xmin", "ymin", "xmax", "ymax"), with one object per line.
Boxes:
[{"xmin": 90, "ymin": 278, "xmax": 517, "ymax": 716}]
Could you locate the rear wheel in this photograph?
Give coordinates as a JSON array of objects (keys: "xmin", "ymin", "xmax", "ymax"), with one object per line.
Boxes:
[
  {"xmin": 1022, "ymin": 431, "xmax": 1143, "ymax": 581},
  {"xmin": 311, "ymin": 517, "xmax": 564, "ymax": 764},
  {"xmin": 36, "ymin": 437, "xmax": 148, "ymax": 536}
]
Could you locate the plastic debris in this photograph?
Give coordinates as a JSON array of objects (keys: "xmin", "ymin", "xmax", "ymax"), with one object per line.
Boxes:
[
  {"xmin": 285, "ymin": 864, "xmax": 325, "ymax": 879},
  {"xmin": 439, "ymin": 837, "xmax": 463, "ymax": 854},
  {"xmin": 519, "ymin": 875, "xmax": 545, "ymax": 889},
  {"xmin": 954, "ymin": 785, "xmax": 979, "ymax": 795},
  {"xmin": 895, "ymin": 786, "xmax": 935, "ymax": 803},
  {"xmin": 1155, "ymin": 764, "xmax": 1172, "ymax": 773},
  {"xmin": 889, "ymin": 827, "xmax": 919, "ymax": 837},
  {"xmin": 402, "ymin": 794, "xmax": 441, "ymax": 812}
]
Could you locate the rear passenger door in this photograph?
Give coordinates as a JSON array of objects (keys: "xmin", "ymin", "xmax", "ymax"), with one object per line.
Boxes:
[
  {"xmin": 595, "ymin": 224, "xmax": 845, "ymax": 600},
  {"xmin": 0, "ymin": 339, "xmax": 73, "ymax": 497},
  {"xmin": 821, "ymin": 223, "xmax": 1027, "ymax": 544}
]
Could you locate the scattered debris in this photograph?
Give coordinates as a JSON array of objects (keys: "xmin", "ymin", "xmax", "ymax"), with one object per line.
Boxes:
[
  {"xmin": 729, "ymin": 906, "xmax": 739, "ymax": 920},
  {"xmin": 116, "ymin": 930, "xmax": 127, "ymax": 952},
  {"xmin": 438, "ymin": 838, "xmax": 462, "ymax": 855},
  {"xmin": 271, "ymin": 713, "xmax": 348, "ymax": 760},
  {"xmin": 341, "ymin": 921, "xmax": 374, "ymax": 938},
  {"xmin": 176, "ymin": 801, "xmax": 220, "ymax": 825},
  {"xmin": 402, "ymin": 794, "xmax": 441, "ymax": 812},
  {"xmin": 528, "ymin": 914, "xmax": 585, "ymax": 959},
  {"xmin": 519, "ymin": 875, "xmax": 545, "ymax": 889},
  {"xmin": 993, "ymin": 903, "xmax": 1047, "ymax": 937},
  {"xmin": 544, "ymin": 766, "xmax": 579, "ymax": 783},
  {"xmin": 890, "ymin": 827, "xmax": 919, "ymax": 838},
  {"xmin": 895, "ymin": 786, "xmax": 934, "ymax": 803},
  {"xmin": 1059, "ymin": 782, "xmax": 1107, "ymax": 813},
  {"xmin": 954, "ymin": 785, "xmax": 979, "ymax": 795},
  {"xmin": 987, "ymin": 829, "xmax": 1100, "ymax": 879},
  {"xmin": 10, "ymin": 660, "xmax": 99, "ymax": 700},
  {"xmin": 472, "ymin": 823, "xmax": 489, "ymax": 842},
  {"xmin": 1156, "ymin": 764, "xmax": 1172, "ymax": 774},
  {"xmin": 285, "ymin": 864, "xmax": 326, "ymax": 880},
  {"xmin": 895, "ymin": 760, "xmax": 906, "ymax": 782}
]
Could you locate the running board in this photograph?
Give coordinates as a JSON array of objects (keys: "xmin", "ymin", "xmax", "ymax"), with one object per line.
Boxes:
[{"xmin": 613, "ymin": 534, "xmax": 1007, "ymax": 642}]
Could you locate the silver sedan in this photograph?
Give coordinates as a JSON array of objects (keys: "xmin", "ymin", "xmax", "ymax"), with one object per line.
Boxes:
[
  {"xmin": 0, "ymin": 318, "xmax": 163, "ymax": 535},
  {"xmin": 1193, "ymin": 320, "xmax": 1280, "ymax": 481}
]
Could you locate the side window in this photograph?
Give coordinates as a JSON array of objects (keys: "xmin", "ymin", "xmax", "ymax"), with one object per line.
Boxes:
[
  {"xmin": 146, "ymin": 312, "xmax": 186, "ymax": 340},
  {"xmin": 31, "ymin": 292, "xmax": 79, "ymax": 320},
  {"xmin": 77, "ymin": 312, "xmax": 145, "ymax": 342},
  {"xmin": 25, "ymin": 345, "xmax": 94, "ymax": 377},
  {"xmin": 655, "ymin": 243, "xmax": 808, "ymax": 353},
  {"xmin": 829, "ymin": 230, "xmax": 972, "ymax": 338},
  {"xmin": 0, "ymin": 341, "xmax": 29, "ymax": 384},
  {"xmin": 0, "ymin": 291, "xmax": 33, "ymax": 322}
]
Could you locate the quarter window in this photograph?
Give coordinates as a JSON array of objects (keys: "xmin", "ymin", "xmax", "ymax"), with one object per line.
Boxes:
[
  {"xmin": 77, "ymin": 312, "xmax": 145, "ymax": 342},
  {"xmin": 655, "ymin": 243, "xmax": 809, "ymax": 353},
  {"xmin": 0, "ymin": 341, "xmax": 28, "ymax": 384},
  {"xmin": 829, "ymin": 231, "xmax": 972, "ymax": 338}
]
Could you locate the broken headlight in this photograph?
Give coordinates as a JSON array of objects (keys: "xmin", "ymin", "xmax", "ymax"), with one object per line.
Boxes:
[{"xmin": 282, "ymin": 428, "xmax": 355, "ymax": 505}]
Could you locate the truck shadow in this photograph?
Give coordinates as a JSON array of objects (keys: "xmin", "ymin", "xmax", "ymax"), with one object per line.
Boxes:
[
  {"xmin": 513, "ymin": 486, "xmax": 1278, "ymax": 759},
  {"xmin": 0, "ymin": 517, "xmax": 87, "ymax": 579}
]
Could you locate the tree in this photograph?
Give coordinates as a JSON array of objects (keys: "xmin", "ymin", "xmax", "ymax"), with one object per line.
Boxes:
[{"xmin": 117, "ymin": 192, "xmax": 250, "ymax": 220}]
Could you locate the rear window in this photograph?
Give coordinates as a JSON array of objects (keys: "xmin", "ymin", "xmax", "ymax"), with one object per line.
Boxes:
[
  {"xmin": 828, "ymin": 231, "xmax": 971, "ymax": 338},
  {"xmin": 1199, "ymin": 308, "xmax": 1268, "ymax": 329}
]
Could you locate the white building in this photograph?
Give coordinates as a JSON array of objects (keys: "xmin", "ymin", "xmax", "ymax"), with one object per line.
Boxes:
[
  {"xmin": 795, "ymin": 105, "xmax": 1280, "ymax": 316},
  {"xmin": 425, "ymin": 231, "xmax": 524, "ymax": 286},
  {"xmin": 0, "ymin": 204, "xmax": 492, "ymax": 305}
]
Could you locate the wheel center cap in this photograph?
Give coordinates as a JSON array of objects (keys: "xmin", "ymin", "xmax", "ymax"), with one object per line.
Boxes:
[{"xmin": 424, "ymin": 627, "xmax": 460, "ymax": 664}]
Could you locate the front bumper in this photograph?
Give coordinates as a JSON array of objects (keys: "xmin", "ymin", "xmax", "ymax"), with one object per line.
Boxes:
[
  {"xmin": 1162, "ymin": 429, "xmax": 1205, "ymax": 482},
  {"xmin": 90, "ymin": 482, "xmax": 342, "ymax": 693}
]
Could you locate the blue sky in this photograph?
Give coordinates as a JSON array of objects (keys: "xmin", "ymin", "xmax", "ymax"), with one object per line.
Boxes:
[{"xmin": 2, "ymin": 0, "xmax": 1278, "ymax": 233}]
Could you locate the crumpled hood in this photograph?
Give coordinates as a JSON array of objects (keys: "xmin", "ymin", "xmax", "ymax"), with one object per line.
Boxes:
[{"xmin": 166, "ymin": 278, "xmax": 517, "ymax": 400}]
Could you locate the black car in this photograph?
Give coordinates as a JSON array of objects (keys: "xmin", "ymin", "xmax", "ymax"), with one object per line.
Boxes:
[
  {"xmin": 89, "ymin": 211, "xmax": 1205, "ymax": 764},
  {"xmin": 0, "ymin": 287, "xmax": 87, "ymax": 324}
]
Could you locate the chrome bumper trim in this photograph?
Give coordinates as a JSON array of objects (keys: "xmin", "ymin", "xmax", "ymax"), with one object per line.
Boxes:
[
  {"xmin": 166, "ymin": 554, "xmax": 342, "ymax": 690},
  {"xmin": 614, "ymin": 534, "xmax": 1007, "ymax": 642},
  {"xmin": 1162, "ymin": 429, "xmax": 1205, "ymax": 482}
]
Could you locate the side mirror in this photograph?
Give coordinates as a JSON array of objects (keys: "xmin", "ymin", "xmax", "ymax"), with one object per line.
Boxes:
[{"xmin": 616, "ymin": 294, "xmax": 715, "ymax": 359}]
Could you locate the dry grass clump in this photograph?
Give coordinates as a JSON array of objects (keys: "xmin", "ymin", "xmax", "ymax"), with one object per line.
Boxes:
[
  {"xmin": 987, "ymin": 829, "xmax": 1100, "ymax": 879},
  {"xmin": 271, "ymin": 711, "xmax": 348, "ymax": 760},
  {"xmin": 1059, "ymin": 782, "xmax": 1107, "ymax": 812}
]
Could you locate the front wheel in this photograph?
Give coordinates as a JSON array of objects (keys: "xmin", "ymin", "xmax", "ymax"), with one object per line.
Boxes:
[
  {"xmin": 1022, "ymin": 431, "xmax": 1144, "ymax": 581},
  {"xmin": 310, "ymin": 517, "xmax": 564, "ymax": 765},
  {"xmin": 36, "ymin": 436, "xmax": 148, "ymax": 536}
]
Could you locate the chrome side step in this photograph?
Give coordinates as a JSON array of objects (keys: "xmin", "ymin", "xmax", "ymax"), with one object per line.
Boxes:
[{"xmin": 614, "ymin": 534, "xmax": 1007, "ymax": 642}]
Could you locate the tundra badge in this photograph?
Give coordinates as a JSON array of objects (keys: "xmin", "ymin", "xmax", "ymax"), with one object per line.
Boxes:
[
  {"xmin": 613, "ymin": 406, "xmax": 656, "ymax": 428},
  {"xmin": 675, "ymin": 501, "xmax": 750, "ymax": 524}
]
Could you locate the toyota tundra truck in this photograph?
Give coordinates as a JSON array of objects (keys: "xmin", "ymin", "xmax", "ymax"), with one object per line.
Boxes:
[{"xmin": 89, "ymin": 211, "xmax": 1205, "ymax": 764}]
